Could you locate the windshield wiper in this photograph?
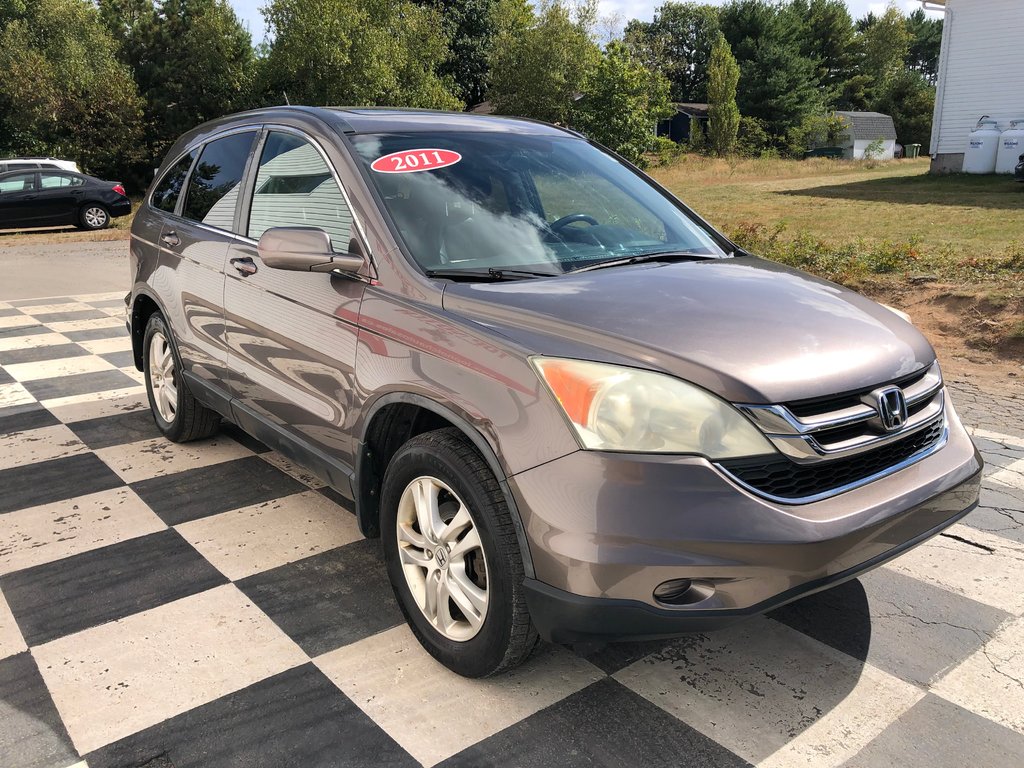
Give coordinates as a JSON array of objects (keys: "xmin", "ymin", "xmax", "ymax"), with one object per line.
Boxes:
[
  {"xmin": 565, "ymin": 251, "xmax": 719, "ymax": 274},
  {"xmin": 425, "ymin": 267, "xmax": 559, "ymax": 281}
]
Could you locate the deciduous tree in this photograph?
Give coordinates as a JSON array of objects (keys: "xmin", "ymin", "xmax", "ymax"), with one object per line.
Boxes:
[{"xmin": 706, "ymin": 34, "xmax": 740, "ymax": 156}]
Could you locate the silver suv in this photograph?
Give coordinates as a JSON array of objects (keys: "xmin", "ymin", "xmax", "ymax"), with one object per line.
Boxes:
[{"xmin": 128, "ymin": 107, "xmax": 982, "ymax": 677}]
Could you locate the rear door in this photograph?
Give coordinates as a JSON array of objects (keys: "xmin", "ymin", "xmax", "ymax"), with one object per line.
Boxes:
[
  {"xmin": 155, "ymin": 130, "xmax": 258, "ymax": 396},
  {"xmin": 0, "ymin": 172, "xmax": 41, "ymax": 228},
  {"xmin": 36, "ymin": 172, "xmax": 88, "ymax": 225},
  {"xmin": 224, "ymin": 128, "xmax": 369, "ymax": 493}
]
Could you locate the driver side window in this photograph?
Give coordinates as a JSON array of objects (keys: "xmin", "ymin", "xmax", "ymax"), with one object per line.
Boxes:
[{"xmin": 532, "ymin": 168, "xmax": 666, "ymax": 242}]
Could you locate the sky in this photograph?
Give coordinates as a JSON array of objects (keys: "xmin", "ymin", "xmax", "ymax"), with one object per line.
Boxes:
[{"xmin": 229, "ymin": 0, "xmax": 942, "ymax": 46}]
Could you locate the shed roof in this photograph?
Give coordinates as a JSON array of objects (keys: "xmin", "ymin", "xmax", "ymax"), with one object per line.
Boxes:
[
  {"xmin": 834, "ymin": 111, "xmax": 898, "ymax": 140},
  {"xmin": 672, "ymin": 103, "xmax": 709, "ymax": 118}
]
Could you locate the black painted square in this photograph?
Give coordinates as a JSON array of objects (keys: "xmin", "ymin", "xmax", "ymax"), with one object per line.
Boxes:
[
  {"xmin": 131, "ymin": 455, "xmax": 306, "ymax": 525},
  {"xmin": 22, "ymin": 369, "xmax": 139, "ymax": 401},
  {"xmin": 0, "ymin": 403, "xmax": 60, "ymax": 435},
  {"xmin": 33, "ymin": 309, "xmax": 109, "ymax": 324},
  {"xmin": 85, "ymin": 664, "xmax": 417, "ymax": 768},
  {"xmin": 0, "ymin": 366, "xmax": 13, "ymax": 385},
  {"xmin": 0, "ymin": 322, "xmax": 45, "ymax": 338},
  {"xmin": 99, "ymin": 350, "xmax": 136, "ymax": 369},
  {"xmin": 0, "ymin": 453, "xmax": 124, "ymax": 514},
  {"xmin": 68, "ymin": 409, "xmax": 161, "ymax": 450},
  {"xmin": 0, "ymin": 342, "xmax": 90, "ymax": 365},
  {"xmin": 64, "ymin": 326, "xmax": 128, "ymax": 342},
  {"xmin": 237, "ymin": 540, "xmax": 402, "ymax": 656},
  {"xmin": 0, "ymin": 653, "xmax": 79, "ymax": 768},
  {"xmin": 440, "ymin": 677, "xmax": 751, "ymax": 768},
  {"xmin": 1, "ymin": 529, "xmax": 227, "ymax": 645}
]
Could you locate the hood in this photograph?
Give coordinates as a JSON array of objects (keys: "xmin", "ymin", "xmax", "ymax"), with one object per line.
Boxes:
[{"xmin": 441, "ymin": 256, "xmax": 935, "ymax": 404}]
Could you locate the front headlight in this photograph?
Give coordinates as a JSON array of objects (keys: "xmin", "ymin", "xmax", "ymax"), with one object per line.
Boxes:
[{"xmin": 532, "ymin": 357, "xmax": 776, "ymax": 458}]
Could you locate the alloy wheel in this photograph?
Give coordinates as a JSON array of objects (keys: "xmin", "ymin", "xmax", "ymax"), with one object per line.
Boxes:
[
  {"xmin": 148, "ymin": 331, "xmax": 178, "ymax": 422},
  {"xmin": 396, "ymin": 475, "xmax": 489, "ymax": 641}
]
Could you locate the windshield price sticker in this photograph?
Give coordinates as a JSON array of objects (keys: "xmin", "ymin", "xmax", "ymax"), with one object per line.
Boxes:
[{"xmin": 371, "ymin": 149, "xmax": 462, "ymax": 174}]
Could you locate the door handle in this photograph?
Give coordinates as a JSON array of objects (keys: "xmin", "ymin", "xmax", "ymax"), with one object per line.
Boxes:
[
  {"xmin": 230, "ymin": 257, "xmax": 257, "ymax": 277},
  {"xmin": 160, "ymin": 231, "xmax": 180, "ymax": 247}
]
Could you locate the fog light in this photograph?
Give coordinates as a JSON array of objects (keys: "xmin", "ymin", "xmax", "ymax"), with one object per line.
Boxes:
[
  {"xmin": 653, "ymin": 578, "xmax": 717, "ymax": 606},
  {"xmin": 653, "ymin": 579, "xmax": 693, "ymax": 603}
]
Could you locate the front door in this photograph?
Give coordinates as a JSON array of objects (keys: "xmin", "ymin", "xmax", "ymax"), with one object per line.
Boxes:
[
  {"xmin": 0, "ymin": 172, "xmax": 41, "ymax": 228},
  {"xmin": 224, "ymin": 129, "xmax": 369, "ymax": 495}
]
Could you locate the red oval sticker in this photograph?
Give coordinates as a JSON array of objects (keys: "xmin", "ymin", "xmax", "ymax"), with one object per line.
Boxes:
[{"xmin": 371, "ymin": 148, "xmax": 462, "ymax": 174}]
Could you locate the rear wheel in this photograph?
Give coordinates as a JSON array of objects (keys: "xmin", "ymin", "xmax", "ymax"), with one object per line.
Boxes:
[
  {"xmin": 79, "ymin": 204, "xmax": 110, "ymax": 230},
  {"xmin": 381, "ymin": 428, "xmax": 539, "ymax": 677},
  {"xmin": 143, "ymin": 313, "xmax": 220, "ymax": 442}
]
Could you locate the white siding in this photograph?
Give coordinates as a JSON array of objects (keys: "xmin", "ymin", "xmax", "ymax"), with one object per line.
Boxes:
[{"xmin": 931, "ymin": 0, "xmax": 1024, "ymax": 157}]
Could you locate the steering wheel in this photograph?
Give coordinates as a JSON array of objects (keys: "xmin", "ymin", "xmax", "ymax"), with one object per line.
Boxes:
[{"xmin": 550, "ymin": 213, "xmax": 600, "ymax": 231}]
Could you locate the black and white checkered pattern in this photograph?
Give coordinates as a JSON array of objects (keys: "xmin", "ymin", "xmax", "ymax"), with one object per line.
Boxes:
[{"xmin": 2, "ymin": 292, "xmax": 1023, "ymax": 768}]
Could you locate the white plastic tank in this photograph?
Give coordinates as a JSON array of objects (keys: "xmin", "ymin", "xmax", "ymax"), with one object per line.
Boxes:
[
  {"xmin": 962, "ymin": 117, "xmax": 1002, "ymax": 173},
  {"xmin": 995, "ymin": 120, "xmax": 1024, "ymax": 174}
]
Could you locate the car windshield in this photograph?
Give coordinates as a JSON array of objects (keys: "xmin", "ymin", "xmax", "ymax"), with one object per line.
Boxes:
[{"xmin": 350, "ymin": 132, "xmax": 727, "ymax": 276}]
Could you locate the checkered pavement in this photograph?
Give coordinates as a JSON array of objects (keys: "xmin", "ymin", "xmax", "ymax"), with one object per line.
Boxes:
[{"xmin": 1, "ymin": 291, "xmax": 1024, "ymax": 768}]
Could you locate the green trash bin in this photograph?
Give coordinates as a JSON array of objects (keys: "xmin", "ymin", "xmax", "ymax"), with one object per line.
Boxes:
[{"xmin": 905, "ymin": 143, "xmax": 921, "ymax": 159}]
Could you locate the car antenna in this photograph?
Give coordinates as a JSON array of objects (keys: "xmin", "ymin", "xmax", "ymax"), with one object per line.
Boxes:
[{"xmin": 283, "ymin": 91, "xmax": 290, "ymax": 106}]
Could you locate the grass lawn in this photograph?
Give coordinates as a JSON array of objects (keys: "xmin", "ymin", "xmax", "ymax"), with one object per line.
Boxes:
[{"xmin": 650, "ymin": 156, "xmax": 1024, "ymax": 283}]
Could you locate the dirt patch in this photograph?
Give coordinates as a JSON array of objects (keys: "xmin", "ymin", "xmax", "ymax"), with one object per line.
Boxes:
[{"xmin": 862, "ymin": 280, "xmax": 1024, "ymax": 397}]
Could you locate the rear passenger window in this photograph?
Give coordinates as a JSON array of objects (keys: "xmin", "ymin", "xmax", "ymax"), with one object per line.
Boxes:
[
  {"xmin": 248, "ymin": 132, "xmax": 353, "ymax": 251},
  {"xmin": 0, "ymin": 173, "xmax": 36, "ymax": 193},
  {"xmin": 152, "ymin": 151, "xmax": 196, "ymax": 213},
  {"xmin": 182, "ymin": 132, "xmax": 256, "ymax": 230},
  {"xmin": 40, "ymin": 173, "xmax": 85, "ymax": 188}
]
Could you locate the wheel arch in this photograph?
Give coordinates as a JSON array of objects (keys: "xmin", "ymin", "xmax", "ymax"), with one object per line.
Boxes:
[
  {"xmin": 129, "ymin": 289, "xmax": 168, "ymax": 371},
  {"xmin": 356, "ymin": 392, "xmax": 535, "ymax": 579}
]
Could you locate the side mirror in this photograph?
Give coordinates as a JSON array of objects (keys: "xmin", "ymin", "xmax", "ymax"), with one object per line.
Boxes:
[{"xmin": 257, "ymin": 227, "xmax": 364, "ymax": 274}]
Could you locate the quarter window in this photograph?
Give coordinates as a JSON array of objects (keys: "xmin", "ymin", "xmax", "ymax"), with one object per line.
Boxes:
[
  {"xmin": 40, "ymin": 173, "xmax": 85, "ymax": 189},
  {"xmin": 248, "ymin": 132, "xmax": 353, "ymax": 251},
  {"xmin": 0, "ymin": 173, "xmax": 36, "ymax": 193},
  {"xmin": 152, "ymin": 151, "xmax": 196, "ymax": 213},
  {"xmin": 182, "ymin": 132, "xmax": 256, "ymax": 231}
]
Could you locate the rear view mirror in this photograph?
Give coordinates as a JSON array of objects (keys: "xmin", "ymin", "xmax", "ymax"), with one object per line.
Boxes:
[{"xmin": 257, "ymin": 227, "xmax": 364, "ymax": 274}]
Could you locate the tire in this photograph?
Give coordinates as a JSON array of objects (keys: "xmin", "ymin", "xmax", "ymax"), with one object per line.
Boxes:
[
  {"xmin": 79, "ymin": 203, "xmax": 110, "ymax": 230},
  {"xmin": 143, "ymin": 313, "xmax": 220, "ymax": 442},
  {"xmin": 381, "ymin": 428, "xmax": 539, "ymax": 677}
]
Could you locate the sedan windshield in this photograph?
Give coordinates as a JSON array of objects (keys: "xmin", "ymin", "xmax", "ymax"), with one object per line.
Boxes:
[{"xmin": 350, "ymin": 132, "xmax": 728, "ymax": 276}]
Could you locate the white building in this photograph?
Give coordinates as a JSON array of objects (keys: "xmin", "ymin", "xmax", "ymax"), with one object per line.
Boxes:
[
  {"xmin": 834, "ymin": 111, "xmax": 898, "ymax": 160},
  {"xmin": 928, "ymin": 0, "xmax": 1024, "ymax": 172}
]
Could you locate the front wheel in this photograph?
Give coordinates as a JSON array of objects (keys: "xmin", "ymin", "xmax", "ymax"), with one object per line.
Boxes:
[
  {"xmin": 381, "ymin": 428, "xmax": 539, "ymax": 677},
  {"xmin": 143, "ymin": 313, "xmax": 220, "ymax": 442}
]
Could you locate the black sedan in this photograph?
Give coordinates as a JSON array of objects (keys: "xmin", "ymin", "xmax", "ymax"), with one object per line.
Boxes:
[
  {"xmin": 1016, "ymin": 153, "xmax": 1024, "ymax": 182},
  {"xmin": 0, "ymin": 169, "xmax": 132, "ymax": 231}
]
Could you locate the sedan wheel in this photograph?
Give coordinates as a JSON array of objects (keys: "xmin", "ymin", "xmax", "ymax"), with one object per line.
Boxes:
[
  {"xmin": 396, "ymin": 476, "xmax": 489, "ymax": 641},
  {"xmin": 81, "ymin": 205, "xmax": 109, "ymax": 230}
]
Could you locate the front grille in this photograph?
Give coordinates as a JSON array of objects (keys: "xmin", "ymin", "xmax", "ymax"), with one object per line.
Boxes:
[
  {"xmin": 720, "ymin": 418, "xmax": 944, "ymax": 501},
  {"xmin": 785, "ymin": 367, "xmax": 930, "ymax": 418}
]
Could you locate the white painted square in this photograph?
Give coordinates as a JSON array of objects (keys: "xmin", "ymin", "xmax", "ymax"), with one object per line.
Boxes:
[
  {"xmin": 0, "ymin": 588, "xmax": 27, "ymax": 661},
  {"xmin": 0, "ymin": 382, "xmax": 35, "ymax": 408},
  {"xmin": 884, "ymin": 523, "xmax": 1024, "ymax": 615},
  {"xmin": 933, "ymin": 615, "xmax": 1024, "ymax": 735},
  {"xmin": 0, "ymin": 487, "xmax": 165, "ymax": 575},
  {"xmin": 4, "ymin": 355, "xmax": 116, "ymax": 383},
  {"xmin": 94, "ymin": 435, "xmax": 253, "ymax": 484},
  {"xmin": 40, "ymin": 385, "xmax": 145, "ymax": 412},
  {"xmin": 78, "ymin": 337, "xmax": 133, "ymax": 356},
  {"xmin": 316, "ymin": 625, "xmax": 604, "ymax": 767},
  {"xmin": 48, "ymin": 391, "xmax": 149, "ymax": 424},
  {"xmin": 0, "ymin": 423, "xmax": 87, "ymax": 471},
  {"xmin": 0, "ymin": 332, "xmax": 70, "ymax": 352},
  {"xmin": 177, "ymin": 490, "xmax": 359, "ymax": 581},
  {"xmin": 615, "ymin": 618, "xmax": 923, "ymax": 767},
  {"xmin": 33, "ymin": 584, "xmax": 308, "ymax": 754}
]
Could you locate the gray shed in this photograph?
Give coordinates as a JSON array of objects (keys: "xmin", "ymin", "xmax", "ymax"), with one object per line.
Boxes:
[{"xmin": 834, "ymin": 111, "xmax": 898, "ymax": 159}]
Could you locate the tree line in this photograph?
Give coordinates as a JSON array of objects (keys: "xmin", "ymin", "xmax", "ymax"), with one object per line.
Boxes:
[{"xmin": 0, "ymin": 0, "xmax": 941, "ymax": 189}]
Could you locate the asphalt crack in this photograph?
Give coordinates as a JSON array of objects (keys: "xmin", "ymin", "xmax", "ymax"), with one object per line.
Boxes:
[{"xmin": 938, "ymin": 532, "xmax": 996, "ymax": 552}]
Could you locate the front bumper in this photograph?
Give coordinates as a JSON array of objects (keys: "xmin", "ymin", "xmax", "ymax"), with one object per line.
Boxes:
[{"xmin": 510, "ymin": 401, "xmax": 982, "ymax": 643}]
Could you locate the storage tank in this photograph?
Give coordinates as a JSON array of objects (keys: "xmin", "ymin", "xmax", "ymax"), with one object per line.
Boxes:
[
  {"xmin": 962, "ymin": 117, "xmax": 1001, "ymax": 174},
  {"xmin": 996, "ymin": 120, "xmax": 1024, "ymax": 174}
]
